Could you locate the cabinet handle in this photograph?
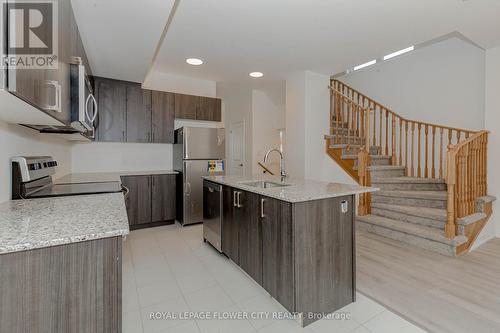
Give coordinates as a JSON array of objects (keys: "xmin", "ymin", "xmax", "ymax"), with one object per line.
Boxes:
[
  {"xmin": 260, "ymin": 198, "xmax": 266, "ymax": 219},
  {"xmin": 237, "ymin": 192, "xmax": 242, "ymax": 208},
  {"xmin": 233, "ymin": 191, "xmax": 237, "ymax": 207},
  {"xmin": 152, "ymin": 177, "xmax": 155, "ymax": 187}
]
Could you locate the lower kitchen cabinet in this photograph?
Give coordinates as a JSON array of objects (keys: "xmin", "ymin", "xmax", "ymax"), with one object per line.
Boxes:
[
  {"xmin": 216, "ymin": 181, "xmax": 356, "ymax": 327},
  {"xmin": 121, "ymin": 174, "xmax": 176, "ymax": 230},
  {"xmin": 236, "ymin": 190, "xmax": 262, "ymax": 285},
  {"xmin": 261, "ymin": 196, "xmax": 294, "ymax": 311},
  {"xmin": 0, "ymin": 237, "xmax": 122, "ymax": 332},
  {"xmin": 151, "ymin": 174, "xmax": 176, "ymax": 223},
  {"xmin": 121, "ymin": 175, "xmax": 151, "ymax": 227},
  {"xmin": 222, "ymin": 186, "xmax": 239, "ymax": 263}
]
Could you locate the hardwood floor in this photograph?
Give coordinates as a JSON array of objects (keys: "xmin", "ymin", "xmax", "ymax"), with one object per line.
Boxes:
[{"xmin": 357, "ymin": 230, "xmax": 500, "ymax": 333}]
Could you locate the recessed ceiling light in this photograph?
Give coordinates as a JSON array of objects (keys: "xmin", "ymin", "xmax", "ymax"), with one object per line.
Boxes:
[
  {"xmin": 249, "ymin": 72, "xmax": 264, "ymax": 78},
  {"xmin": 354, "ymin": 60, "xmax": 377, "ymax": 71},
  {"xmin": 186, "ymin": 58, "xmax": 203, "ymax": 66},
  {"xmin": 383, "ymin": 46, "xmax": 415, "ymax": 61}
]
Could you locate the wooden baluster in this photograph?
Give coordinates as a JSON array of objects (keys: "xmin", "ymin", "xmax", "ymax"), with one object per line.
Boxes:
[
  {"xmin": 431, "ymin": 126, "xmax": 436, "ymax": 178},
  {"xmin": 439, "ymin": 128, "xmax": 444, "ymax": 179},
  {"xmin": 457, "ymin": 130, "xmax": 461, "ymax": 144},
  {"xmin": 379, "ymin": 106, "xmax": 383, "ymax": 152},
  {"xmin": 391, "ymin": 115, "xmax": 396, "ymax": 165},
  {"xmin": 445, "ymin": 146, "xmax": 456, "ymax": 238},
  {"xmin": 405, "ymin": 120, "xmax": 409, "ymax": 175},
  {"xmin": 330, "ymin": 86, "xmax": 334, "ymax": 135},
  {"xmin": 399, "ymin": 118, "xmax": 403, "ymax": 166},
  {"xmin": 411, "ymin": 122, "xmax": 415, "ymax": 177},
  {"xmin": 335, "ymin": 92, "xmax": 340, "ymax": 144},
  {"xmin": 347, "ymin": 100, "xmax": 352, "ymax": 149},
  {"xmin": 417, "ymin": 123, "xmax": 422, "ymax": 177},
  {"xmin": 385, "ymin": 109, "xmax": 389, "ymax": 155},
  {"xmin": 372, "ymin": 103, "xmax": 376, "ymax": 147},
  {"xmin": 424, "ymin": 125, "xmax": 429, "ymax": 178}
]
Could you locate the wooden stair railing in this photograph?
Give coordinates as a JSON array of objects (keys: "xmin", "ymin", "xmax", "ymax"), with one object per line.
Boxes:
[
  {"xmin": 445, "ymin": 131, "xmax": 488, "ymax": 238},
  {"xmin": 329, "ymin": 79, "xmax": 488, "ymax": 239}
]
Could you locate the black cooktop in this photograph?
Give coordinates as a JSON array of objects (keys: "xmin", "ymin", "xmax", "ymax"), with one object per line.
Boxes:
[{"xmin": 28, "ymin": 181, "xmax": 122, "ymax": 198}]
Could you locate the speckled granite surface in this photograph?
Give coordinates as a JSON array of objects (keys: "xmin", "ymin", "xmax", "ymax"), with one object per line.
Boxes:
[
  {"xmin": 203, "ymin": 175, "xmax": 377, "ymax": 203},
  {"xmin": 0, "ymin": 193, "xmax": 129, "ymax": 254},
  {"xmin": 56, "ymin": 170, "xmax": 178, "ymax": 184}
]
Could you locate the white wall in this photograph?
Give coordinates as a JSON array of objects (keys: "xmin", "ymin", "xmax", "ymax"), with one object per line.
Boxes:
[
  {"xmin": 0, "ymin": 122, "xmax": 73, "ymax": 203},
  {"xmin": 143, "ymin": 71, "xmax": 217, "ymax": 97},
  {"xmin": 71, "ymin": 142, "xmax": 172, "ymax": 173},
  {"xmin": 285, "ymin": 71, "xmax": 356, "ymax": 184},
  {"xmin": 342, "ymin": 37, "xmax": 485, "ymax": 131},
  {"xmin": 251, "ymin": 85, "xmax": 285, "ymax": 175},
  {"xmin": 485, "ymin": 45, "xmax": 500, "ymax": 239},
  {"xmin": 217, "ymin": 81, "xmax": 285, "ymax": 177},
  {"xmin": 284, "ymin": 72, "xmax": 306, "ymax": 179}
]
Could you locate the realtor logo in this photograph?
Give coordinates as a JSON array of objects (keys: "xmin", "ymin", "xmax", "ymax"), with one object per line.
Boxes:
[{"xmin": 1, "ymin": 0, "xmax": 58, "ymax": 69}]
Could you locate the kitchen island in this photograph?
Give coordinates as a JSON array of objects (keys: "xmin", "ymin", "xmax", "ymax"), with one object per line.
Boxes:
[
  {"xmin": 203, "ymin": 175, "xmax": 377, "ymax": 327},
  {"xmin": 0, "ymin": 193, "xmax": 129, "ymax": 332}
]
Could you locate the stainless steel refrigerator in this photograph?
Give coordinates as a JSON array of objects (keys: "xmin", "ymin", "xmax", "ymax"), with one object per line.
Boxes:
[{"xmin": 173, "ymin": 127, "xmax": 226, "ymax": 225}]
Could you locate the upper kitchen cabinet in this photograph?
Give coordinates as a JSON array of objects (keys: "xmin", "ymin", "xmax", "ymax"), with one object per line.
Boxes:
[
  {"xmin": 95, "ymin": 77, "xmax": 127, "ymax": 142},
  {"xmin": 94, "ymin": 77, "xmax": 175, "ymax": 144},
  {"xmin": 126, "ymin": 85, "xmax": 152, "ymax": 143},
  {"xmin": 174, "ymin": 93, "xmax": 198, "ymax": 120},
  {"xmin": 197, "ymin": 96, "xmax": 222, "ymax": 121},
  {"xmin": 152, "ymin": 91, "xmax": 175, "ymax": 143},
  {"xmin": 175, "ymin": 94, "xmax": 222, "ymax": 122},
  {"xmin": 4, "ymin": 0, "xmax": 89, "ymax": 125}
]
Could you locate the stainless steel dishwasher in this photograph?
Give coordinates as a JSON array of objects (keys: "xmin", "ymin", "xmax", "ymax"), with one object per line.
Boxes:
[{"xmin": 203, "ymin": 181, "xmax": 222, "ymax": 252}]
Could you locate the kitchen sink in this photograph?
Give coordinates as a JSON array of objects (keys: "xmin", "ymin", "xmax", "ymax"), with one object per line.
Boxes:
[{"xmin": 240, "ymin": 181, "xmax": 291, "ymax": 188}]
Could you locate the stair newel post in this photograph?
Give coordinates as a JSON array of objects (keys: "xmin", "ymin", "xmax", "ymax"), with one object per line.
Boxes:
[
  {"xmin": 357, "ymin": 106, "xmax": 372, "ymax": 216},
  {"xmin": 445, "ymin": 145, "xmax": 457, "ymax": 238}
]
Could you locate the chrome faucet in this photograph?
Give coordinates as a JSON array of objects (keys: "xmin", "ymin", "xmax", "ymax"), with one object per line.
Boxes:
[{"xmin": 264, "ymin": 149, "xmax": 287, "ymax": 182}]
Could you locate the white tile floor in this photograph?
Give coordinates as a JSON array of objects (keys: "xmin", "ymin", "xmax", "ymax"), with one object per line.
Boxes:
[{"xmin": 122, "ymin": 223, "xmax": 427, "ymax": 333}]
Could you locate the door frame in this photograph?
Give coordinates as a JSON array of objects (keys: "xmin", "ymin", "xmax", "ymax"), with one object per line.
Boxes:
[{"xmin": 229, "ymin": 120, "xmax": 246, "ymax": 176}]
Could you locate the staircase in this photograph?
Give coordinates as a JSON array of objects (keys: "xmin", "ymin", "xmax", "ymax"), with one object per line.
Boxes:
[{"xmin": 326, "ymin": 80, "xmax": 495, "ymax": 256}]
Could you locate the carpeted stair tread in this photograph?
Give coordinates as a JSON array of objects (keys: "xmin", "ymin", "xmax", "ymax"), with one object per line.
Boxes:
[
  {"xmin": 341, "ymin": 154, "xmax": 391, "ymax": 160},
  {"xmin": 357, "ymin": 215, "xmax": 467, "ymax": 246},
  {"xmin": 371, "ymin": 202, "xmax": 447, "ymax": 221},
  {"xmin": 372, "ymin": 177, "xmax": 445, "ymax": 184},
  {"xmin": 373, "ymin": 190, "xmax": 447, "ymax": 200}
]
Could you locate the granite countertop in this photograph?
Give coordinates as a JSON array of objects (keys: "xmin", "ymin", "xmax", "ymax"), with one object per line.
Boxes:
[
  {"xmin": 0, "ymin": 193, "xmax": 129, "ymax": 254},
  {"xmin": 203, "ymin": 175, "xmax": 378, "ymax": 203},
  {"xmin": 56, "ymin": 170, "xmax": 178, "ymax": 184}
]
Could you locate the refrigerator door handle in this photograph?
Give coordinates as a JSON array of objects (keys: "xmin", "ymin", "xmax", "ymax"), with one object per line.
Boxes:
[{"xmin": 186, "ymin": 182, "xmax": 191, "ymax": 196}]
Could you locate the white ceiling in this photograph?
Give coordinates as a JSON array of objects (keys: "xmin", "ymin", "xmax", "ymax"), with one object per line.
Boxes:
[
  {"xmin": 71, "ymin": 0, "xmax": 175, "ymax": 82},
  {"xmin": 73, "ymin": 0, "xmax": 500, "ymax": 83}
]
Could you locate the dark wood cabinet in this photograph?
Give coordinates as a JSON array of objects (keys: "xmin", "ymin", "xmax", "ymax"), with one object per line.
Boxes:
[
  {"xmin": 95, "ymin": 77, "xmax": 175, "ymax": 144},
  {"xmin": 126, "ymin": 85, "xmax": 152, "ymax": 143},
  {"xmin": 121, "ymin": 175, "xmax": 152, "ymax": 226},
  {"xmin": 0, "ymin": 237, "xmax": 122, "ymax": 332},
  {"xmin": 151, "ymin": 174, "xmax": 176, "ymax": 223},
  {"xmin": 237, "ymin": 190, "xmax": 263, "ymax": 285},
  {"xmin": 174, "ymin": 93, "xmax": 198, "ymax": 120},
  {"xmin": 175, "ymin": 94, "xmax": 222, "ymax": 122},
  {"xmin": 222, "ymin": 186, "xmax": 239, "ymax": 263},
  {"xmin": 152, "ymin": 91, "xmax": 175, "ymax": 143},
  {"xmin": 4, "ymin": 0, "xmax": 88, "ymax": 125},
  {"xmin": 122, "ymin": 174, "xmax": 176, "ymax": 230},
  {"xmin": 261, "ymin": 196, "xmax": 294, "ymax": 311},
  {"xmin": 95, "ymin": 78, "xmax": 127, "ymax": 142},
  {"xmin": 217, "ymin": 183, "xmax": 356, "ymax": 327},
  {"xmin": 197, "ymin": 96, "xmax": 222, "ymax": 121}
]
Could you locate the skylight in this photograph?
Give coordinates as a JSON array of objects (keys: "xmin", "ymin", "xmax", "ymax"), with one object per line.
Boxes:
[
  {"xmin": 354, "ymin": 60, "xmax": 377, "ymax": 71},
  {"xmin": 383, "ymin": 46, "xmax": 415, "ymax": 60}
]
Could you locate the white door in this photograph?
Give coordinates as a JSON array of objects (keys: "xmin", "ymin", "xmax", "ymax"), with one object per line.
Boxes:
[{"xmin": 230, "ymin": 121, "xmax": 245, "ymax": 175}]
